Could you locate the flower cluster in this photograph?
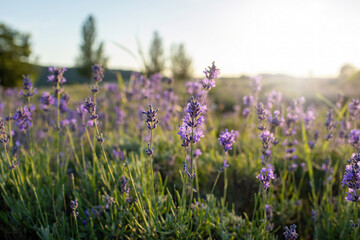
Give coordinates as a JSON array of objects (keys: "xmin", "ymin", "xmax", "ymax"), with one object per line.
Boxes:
[
  {"xmin": 324, "ymin": 110, "xmax": 337, "ymax": 141},
  {"xmin": 0, "ymin": 118, "xmax": 9, "ymax": 144},
  {"xmin": 218, "ymin": 129, "xmax": 239, "ymax": 152},
  {"xmin": 92, "ymin": 64, "xmax": 104, "ymax": 82},
  {"xmin": 143, "ymin": 105, "xmax": 159, "ymax": 130},
  {"xmin": 39, "ymin": 92, "xmax": 55, "ymax": 111},
  {"xmin": 257, "ymin": 165, "xmax": 275, "ymax": 190},
  {"xmin": 20, "ymin": 75, "xmax": 38, "ymax": 98},
  {"xmin": 47, "ymin": 67, "xmax": 67, "ymax": 84},
  {"xmin": 178, "ymin": 97, "xmax": 205, "ymax": 147},
  {"xmin": 342, "ymin": 155, "xmax": 360, "ymax": 202},
  {"xmin": 242, "ymin": 95, "xmax": 254, "ymax": 117},
  {"xmin": 70, "ymin": 199, "xmax": 79, "ymax": 216},
  {"xmin": 84, "ymin": 97, "xmax": 98, "ymax": 120},
  {"xmin": 283, "ymin": 224, "xmax": 298, "ymax": 240},
  {"xmin": 349, "ymin": 129, "xmax": 360, "ymax": 150},
  {"xmin": 13, "ymin": 106, "xmax": 34, "ymax": 131},
  {"xmin": 200, "ymin": 62, "xmax": 220, "ymax": 91}
]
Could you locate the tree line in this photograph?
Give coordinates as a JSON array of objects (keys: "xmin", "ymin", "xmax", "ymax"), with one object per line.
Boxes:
[{"xmin": 0, "ymin": 15, "xmax": 193, "ymax": 87}]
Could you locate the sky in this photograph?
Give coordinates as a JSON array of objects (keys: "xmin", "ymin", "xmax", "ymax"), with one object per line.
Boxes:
[{"xmin": 1, "ymin": 0, "xmax": 360, "ymax": 78}]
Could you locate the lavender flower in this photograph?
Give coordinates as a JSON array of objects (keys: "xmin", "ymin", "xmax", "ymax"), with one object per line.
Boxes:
[
  {"xmin": 40, "ymin": 92, "xmax": 55, "ymax": 111},
  {"xmin": 13, "ymin": 106, "xmax": 34, "ymax": 131},
  {"xmin": 218, "ymin": 129, "xmax": 239, "ymax": 152},
  {"xmin": 324, "ymin": 110, "xmax": 337, "ymax": 140},
  {"xmin": 91, "ymin": 64, "xmax": 104, "ymax": 82},
  {"xmin": 220, "ymin": 160, "xmax": 230, "ymax": 172},
  {"xmin": 200, "ymin": 62, "xmax": 220, "ymax": 91},
  {"xmin": 349, "ymin": 99, "xmax": 360, "ymax": 120},
  {"xmin": 349, "ymin": 129, "xmax": 360, "ymax": 149},
  {"xmin": 84, "ymin": 97, "xmax": 97, "ymax": 120},
  {"xmin": 102, "ymin": 195, "xmax": 115, "ymax": 210},
  {"xmin": 250, "ymin": 76, "xmax": 262, "ymax": 95},
  {"xmin": 311, "ymin": 209, "xmax": 318, "ymax": 222},
  {"xmin": 120, "ymin": 176, "xmax": 130, "ymax": 194},
  {"xmin": 268, "ymin": 110, "xmax": 284, "ymax": 127},
  {"xmin": 186, "ymin": 81, "xmax": 203, "ymax": 98},
  {"xmin": 259, "ymin": 130, "xmax": 275, "ymax": 149},
  {"xmin": 257, "ymin": 166, "xmax": 275, "ymax": 190},
  {"xmin": 20, "ymin": 75, "xmax": 38, "ymax": 98},
  {"xmin": 47, "ymin": 67, "xmax": 67, "ymax": 84},
  {"xmin": 0, "ymin": 118, "xmax": 9, "ymax": 144},
  {"xmin": 70, "ymin": 199, "xmax": 79, "ymax": 216},
  {"xmin": 143, "ymin": 105, "xmax": 159, "ymax": 130},
  {"xmin": 178, "ymin": 123, "xmax": 204, "ymax": 147},
  {"xmin": 283, "ymin": 224, "xmax": 298, "ymax": 240}
]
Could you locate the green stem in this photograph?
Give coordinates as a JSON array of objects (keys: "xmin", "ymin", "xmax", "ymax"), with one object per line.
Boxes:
[{"xmin": 211, "ymin": 171, "xmax": 221, "ymax": 195}]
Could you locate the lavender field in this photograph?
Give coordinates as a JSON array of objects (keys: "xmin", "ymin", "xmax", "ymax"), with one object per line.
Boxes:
[{"xmin": 1, "ymin": 62, "xmax": 360, "ymax": 239}]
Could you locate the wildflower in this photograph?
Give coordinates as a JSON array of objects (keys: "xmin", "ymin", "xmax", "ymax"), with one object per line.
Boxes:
[
  {"xmin": 97, "ymin": 133, "xmax": 104, "ymax": 143},
  {"xmin": 220, "ymin": 160, "xmax": 229, "ymax": 172},
  {"xmin": 84, "ymin": 97, "xmax": 98, "ymax": 119},
  {"xmin": 145, "ymin": 143, "xmax": 153, "ymax": 156},
  {"xmin": 120, "ymin": 176, "xmax": 130, "ymax": 194},
  {"xmin": 143, "ymin": 105, "xmax": 159, "ymax": 130},
  {"xmin": 342, "ymin": 163, "xmax": 360, "ymax": 190},
  {"xmin": 178, "ymin": 123, "xmax": 204, "ymax": 147},
  {"xmin": 13, "ymin": 106, "xmax": 33, "ymax": 131},
  {"xmin": 349, "ymin": 99, "xmax": 360, "ymax": 120},
  {"xmin": 259, "ymin": 131, "xmax": 275, "ymax": 149},
  {"xmin": 324, "ymin": 110, "xmax": 337, "ymax": 140},
  {"xmin": 8, "ymin": 160, "xmax": 20, "ymax": 170},
  {"xmin": 265, "ymin": 204, "xmax": 273, "ymax": 221},
  {"xmin": 250, "ymin": 75, "xmax": 262, "ymax": 94},
  {"xmin": 186, "ymin": 81, "xmax": 203, "ymax": 98},
  {"xmin": 91, "ymin": 64, "xmax": 104, "ymax": 82},
  {"xmin": 257, "ymin": 166, "xmax": 275, "ymax": 190},
  {"xmin": 47, "ymin": 67, "xmax": 67, "ymax": 84},
  {"xmin": 0, "ymin": 118, "xmax": 9, "ymax": 144},
  {"xmin": 193, "ymin": 149, "xmax": 202, "ymax": 158},
  {"xmin": 103, "ymin": 195, "xmax": 115, "ymax": 210},
  {"xmin": 266, "ymin": 90, "xmax": 282, "ymax": 110},
  {"xmin": 218, "ymin": 129, "xmax": 239, "ymax": 152},
  {"xmin": 268, "ymin": 110, "xmax": 284, "ymax": 127},
  {"xmin": 243, "ymin": 95, "xmax": 254, "ymax": 107},
  {"xmin": 349, "ymin": 129, "xmax": 360, "ymax": 150},
  {"xmin": 311, "ymin": 209, "xmax": 318, "ymax": 222},
  {"xmin": 200, "ymin": 62, "xmax": 220, "ymax": 91},
  {"xmin": 283, "ymin": 224, "xmax": 298, "ymax": 240},
  {"xmin": 20, "ymin": 75, "xmax": 38, "ymax": 98},
  {"xmin": 40, "ymin": 92, "xmax": 55, "ymax": 111},
  {"xmin": 70, "ymin": 199, "xmax": 79, "ymax": 216},
  {"xmin": 304, "ymin": 110, "xmax": 316, "ymax": 130}
]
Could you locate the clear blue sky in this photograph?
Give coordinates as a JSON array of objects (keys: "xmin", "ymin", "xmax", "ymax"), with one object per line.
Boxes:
[{"xmin": 1, "ymin": 0, "xmax": 360, "ymax": 77}]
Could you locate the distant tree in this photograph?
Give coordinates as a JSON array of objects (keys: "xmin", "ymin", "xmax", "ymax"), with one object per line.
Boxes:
[
  {"xmin": 76, "ymin": 15, "xmax": 108, "ymax": 79},
  {"xmin": 338, "ymin": 63, "xmax": 356, "ymax": 81},
  {"xmin": 0, "ymin": 23, "xmax": 33, "ymax": 87},
  {"xmin": 145, "ymin": 31, "xmax": 165, "ymax": 75},
  {"xmin": 170, "ymin": 43, "xmax": 193, "ymax": 80}
]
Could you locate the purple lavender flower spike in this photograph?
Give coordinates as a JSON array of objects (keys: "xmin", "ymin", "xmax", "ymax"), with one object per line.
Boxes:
[
  {"xmin": 200, "ymin": 61, "xmax": 220, "ymax": 91},
  {"xmin": 48, "ymin": 67, "xmax": 67, "ymax": 84},
  {"xmin": 13, "ymin": 106, "xmax": 33, "ymax": 131},
  {"xmin": 257, "ymin": 166, "xmax": 275, "ymax": 190},
  {"xmin": 220, "ymin": 160, "xmax": 230, "ymax": 172},
  {"xmin": 40, "ymin": 92, "xmax": 55, "ymax": 111},
  {"xmin": 70, "ymin": 199, "xmax": 79, "ymax": 216},
  {"xmin": 20, "ymin": 75, "xmax": 38, "ymax": 98},
  {"xmin": 91, "ymin": 64, "xmax": 104, "ymax": 82},
  {"xmin": 143, "ymin": 105, "xmax": 159, "ymax": 130},
  {"xmin": 218, "ymin": 129, "xmax": 239, "ymax": 152},
  {"xmin": 283, "ymin": 224, "xmax": 298, "ymax": 240},
  {"xmin": 349, "ymin": 129, "xmax": 360, "ymax": 150}
]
